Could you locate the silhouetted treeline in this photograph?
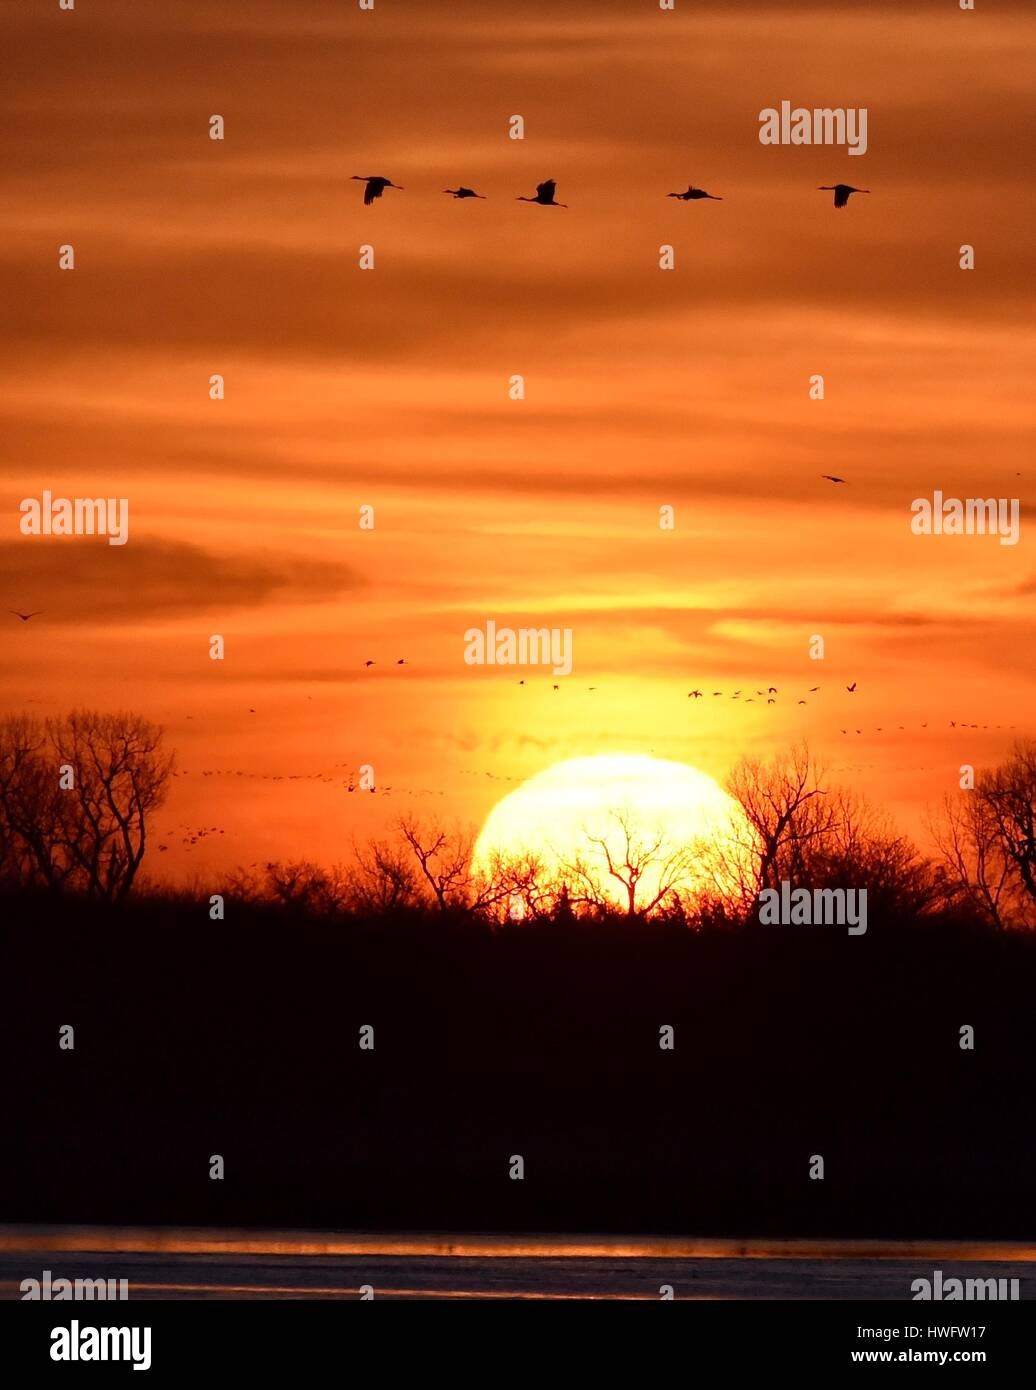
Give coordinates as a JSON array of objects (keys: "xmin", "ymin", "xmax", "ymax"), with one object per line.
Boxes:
[{"xmin": 1, "ymin": 713, "xmax": 1034, "ymax": 930}]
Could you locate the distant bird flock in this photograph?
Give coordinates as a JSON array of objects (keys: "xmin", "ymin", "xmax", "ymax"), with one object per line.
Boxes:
[{"xmin": 353, "ymin": 176, "xmax": 870, "ymax": 209}]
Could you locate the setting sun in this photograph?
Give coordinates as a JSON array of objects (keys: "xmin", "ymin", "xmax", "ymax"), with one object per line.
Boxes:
[{"xmin": 472, "ymin": 753, "xmax": 751, "ymax": 913}]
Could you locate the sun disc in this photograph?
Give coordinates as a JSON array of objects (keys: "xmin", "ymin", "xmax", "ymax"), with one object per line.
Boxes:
[{"xmin": 472, "ymin": 753, "xmax": 750, "ymax": 911}]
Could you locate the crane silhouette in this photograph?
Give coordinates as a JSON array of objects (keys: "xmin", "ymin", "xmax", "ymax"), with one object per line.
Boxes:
[
  {"xmin": 352, "ymin": 175, "xmax": 403, "ymax": 205},
  {"xmin": 668, "ymin": 185, "xmax": 722, "ymax": 201},
  {"xmin": 819, "ymin": 184, "xmax": 869, "ymax": 208},
  {"xmin": 9, "ymin": 610, "xmax": 41, "ymax": 622},
  {"xmin": 517, "ymin": 179, "xmax": 566, "ymax": 207},
  {"xmin": 444, "ymin": 187, "xmax": 486, "ymax": 199}
]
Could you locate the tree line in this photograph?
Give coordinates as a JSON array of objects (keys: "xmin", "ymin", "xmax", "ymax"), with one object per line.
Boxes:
[{"xmin": 1, "ymin": 712, "xmax": 1034, "ymax": 929}]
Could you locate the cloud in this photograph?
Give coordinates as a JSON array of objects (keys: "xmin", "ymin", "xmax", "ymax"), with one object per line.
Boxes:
[{"xmin": 0, "ymin": 537, "xmax": 361, "ymax": 625}]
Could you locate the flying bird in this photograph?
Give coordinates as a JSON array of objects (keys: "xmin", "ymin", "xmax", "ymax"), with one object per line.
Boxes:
[
  {"xmin": 847, "ymin": 682, "xmax": 857, "ymax": 692},
  {"xmin": 688, "ymin": 690, "xmax": 703, "ymax": 698},
  {"xmin": 444, "ymin": 187, "xmax": 486, "ymax": 199},
  {"xmin": 821, "ymin": 475, "xmax": 848, "ymax": 484},
  {"xmin": 668, "ymin": 185, "xmax": 722, "ymax": 201},
  {"xmin": 352, "ymin": 175, "xmax": 403, "ymax": 205},
  {"xmin": 9, "ymin": 611, "xmax": 41, "ymax": 621},
  {"xmin": 819, "ymin": 184, "xmax": 869, "ymax": 208},
  {"xmin": 364, "ymin": 660, "xmax": 375, "ymax": 667},
  {"xmin": 517, "ymin": 179, "xmax": 566, "ymax": 207},
  {"xmin": 396, "ymin": 659, "xmax": 408, "ymax": 665}
]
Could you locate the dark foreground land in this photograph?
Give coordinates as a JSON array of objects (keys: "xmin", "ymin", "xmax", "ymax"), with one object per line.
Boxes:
[{"xmin": 2, "ymin": 895, "xmax": 1034, "ymax": 1238}]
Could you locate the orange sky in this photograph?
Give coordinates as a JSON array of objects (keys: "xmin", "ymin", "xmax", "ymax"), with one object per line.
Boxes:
[{"xmin": 2, "ymin": 0, "xmax": 1033, "ymax": 882}]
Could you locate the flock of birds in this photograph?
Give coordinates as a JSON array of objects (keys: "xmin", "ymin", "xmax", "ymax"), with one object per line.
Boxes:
[{"xmin": 353, "ymin": 175, "xmax": 870, "ymax": 209}]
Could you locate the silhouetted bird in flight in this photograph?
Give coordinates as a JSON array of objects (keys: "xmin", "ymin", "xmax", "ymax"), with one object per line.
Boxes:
[
  {"xmin": 396, "ymin": 658, "xmax": 407, "ymax": 665},
  {"xmin": 668, "ymin": 185, "xmax": 722, "ymax": 201},
  {"xmin": 352, "ymin": 175, "xmax": 403, "ymax": 205},
  {"xmin": 9, "ymin": 611, "xmax": 41, "ymax": 621},
  {"xmin": 821, "ymin": 475, "xmax": 848, "ymax": 484},
  {"xmin": 819, "ymin": 184, "xmax": 869, "ymax": 208},
  {"xmin": 445, "ymin": 187, "xmax": 485, "ymax": 199},
  {"xmin": 688, "ymin": 689, "xmax": 703, "ymax": 698},
  {"xmin": 847, "ymin": 682, "xmax": 857, "ymax": 692},
  {"xmin": 364, "ymin": 660, "xmax": 375, "ymax": 667},
  {"xmin": 518, "ymin": 179, "xmax": 566, "ymax": 207}
]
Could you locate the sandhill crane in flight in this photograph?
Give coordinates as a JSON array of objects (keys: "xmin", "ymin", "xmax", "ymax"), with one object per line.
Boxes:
[
  {"xmin": 688, "ymin": 690, "xmax": 703, "ymax": 699},
  {"xmin": 352, "ymin": 175, "xmax": 403, "ymax": 205},
  {"xmin": 819, "ymin": 184, "xmax": 869, "ymax": 208},
  {"xmin": 517, "ymin": 179, "xmax": 566, "ymax": 207},
  {"xmin": 10, "ymin": 610, "xmax": 41, "ymax": 622},
  {"xmin": 445, "ymin": 187, "xmax": 486, "ymax": 199},
  {"xmin": 668, "ymin": 185, "xmax": 722, "ymax": 201},
  {"xmin": 822, "ymin": 475, "xmax": 848, "ymax": 484}
]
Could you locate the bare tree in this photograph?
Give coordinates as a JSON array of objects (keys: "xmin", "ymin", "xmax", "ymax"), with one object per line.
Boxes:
[
  {"xmin": 929, "ymin": 791, "xmax": 1016, "ymax": 930},
  {"xmin": 566, "ymin": 809, "xmax": 696, "ymax": 920},
  {"xmin": 0, "ymin": 716, "xmax": 73, "ymax": 892},
  {"xmin": 807, "ymin": 788, "xmax": 937, "ymax": 920},
  {"xmin": 726, "ymin": 743, "xmax": 837, "ymax": 895},
  {"xmin": 261, "ymin": 860, "xmax": 351, "ymax": 915},
  {"xmin": 978, "ymin": 741, "xmax": 1036, "ymax": 913},
  {"xmin": 49, "ymin": 711, "xmax": 174, "ymax": 902},
  {"xmin": 0, "ymin": 711, "xmax": 173, "ymax": 901},
  {"xmin": 396, "ymin": 815, "xmax": 512, "ymax": 915},
  {"xmin": 349, "ymin": 837, "xmax": 419, "ymax": 914}
]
